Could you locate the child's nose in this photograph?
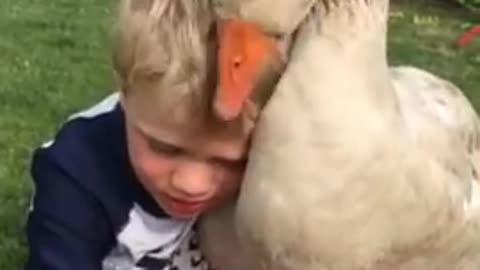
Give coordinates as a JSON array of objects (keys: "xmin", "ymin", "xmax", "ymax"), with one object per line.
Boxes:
[{"xmin": 170, "ymin": 161, "xmax": 215, "ymax": 199}]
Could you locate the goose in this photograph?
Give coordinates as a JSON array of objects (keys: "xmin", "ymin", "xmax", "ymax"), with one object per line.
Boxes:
[{"xmin": 199, "ymin": 0, "xmax": 480, "ymax": 269}]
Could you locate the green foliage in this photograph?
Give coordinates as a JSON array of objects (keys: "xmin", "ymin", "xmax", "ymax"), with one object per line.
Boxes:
[
  {"xmin": 0, "ymin": 0, "xmax": 114, "ymax": 269},
  {"xmin": 457, "ymin": 0, "xmax": 480, "ymax": 10}
]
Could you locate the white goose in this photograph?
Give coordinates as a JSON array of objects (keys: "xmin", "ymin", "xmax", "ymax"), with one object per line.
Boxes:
[
  {"xmin": 211, "ymin": 0, "xmax": 315, "ymax": 35},
  {"xmin": 200, "ymin": 1, "xmax": 480, "ymax": 270}
]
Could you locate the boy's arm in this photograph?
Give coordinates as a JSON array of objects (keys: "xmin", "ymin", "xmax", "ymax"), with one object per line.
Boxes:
[{"xmin": 24, "ymin": 149, "xmax": 113, "ymax": 270}]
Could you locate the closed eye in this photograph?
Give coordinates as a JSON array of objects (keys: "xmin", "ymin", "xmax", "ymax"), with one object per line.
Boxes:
[
  {"xmin": 148, "ymin": 139, "xmax": 183, "ymax": 155},
  {"xmin": 211, "ymin": 157, "xmax": 247, "ymax": 169}
]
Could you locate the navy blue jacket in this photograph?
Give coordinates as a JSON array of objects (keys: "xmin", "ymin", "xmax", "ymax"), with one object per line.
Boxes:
[{"xmin": 25, "ymin": 94, "xmax": 209, "ymax": 270}]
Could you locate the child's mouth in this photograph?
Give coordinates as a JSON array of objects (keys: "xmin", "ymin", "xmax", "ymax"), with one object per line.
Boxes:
[{"xmin": 163, "ymin": 195, "xmax": 210, "ymax": 218}]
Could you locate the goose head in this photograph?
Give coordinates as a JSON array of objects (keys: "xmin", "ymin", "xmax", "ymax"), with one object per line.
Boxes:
[
  {"xmin": 211, "ymin": 0, "xmax": 392, "ymax": 122},
  {"xmin": 213, "ymin": 18, "xmax": 283, "ymax": 121},
  {"xmin": 211, "ymin": 0, "xmax": 320, "ymax": 121},
  {"xmin": 212, "ymin": 17, "xmax": 295, "ymax": 121}
]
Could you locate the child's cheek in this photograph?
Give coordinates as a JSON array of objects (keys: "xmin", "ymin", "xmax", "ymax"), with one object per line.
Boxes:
[
  {"xmin": 216, "ymin": 164, "xmax": 244, "ymax": 194},
  {"xmin": 129, "ymin": 139, "xmax": 175, "ymax": 182},
  {"xmin": 139, "ymin": 150, "xmax": 176, "ymax": 180}
]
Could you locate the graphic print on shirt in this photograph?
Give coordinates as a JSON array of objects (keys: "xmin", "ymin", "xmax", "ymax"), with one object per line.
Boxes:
[{"xmin": 102, "ymin": 204, "xmax": 209, "ymax": 270}]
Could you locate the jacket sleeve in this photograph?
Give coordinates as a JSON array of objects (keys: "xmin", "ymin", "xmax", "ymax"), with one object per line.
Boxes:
[{"xmin": 24, "ymin": 148, "xmax": 113, "ymax": 270}]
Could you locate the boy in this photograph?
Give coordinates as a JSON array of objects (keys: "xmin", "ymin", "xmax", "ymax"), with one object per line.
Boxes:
[{"xmin": 24, "ymin": 0, "xmax": 256, "ymax": 269}]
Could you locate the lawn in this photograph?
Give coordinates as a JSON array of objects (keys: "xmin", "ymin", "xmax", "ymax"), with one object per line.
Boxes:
[
  {"xmin": 0, "ymin": 0, "xmax": 115, "ymax": 269},
  {"xmin": 0, "ymin": 0, "xmax": 478, "ymax": 269},
  {"xmin": 389, "ymin": 1, "xmax": 480, "ymax": 109}
]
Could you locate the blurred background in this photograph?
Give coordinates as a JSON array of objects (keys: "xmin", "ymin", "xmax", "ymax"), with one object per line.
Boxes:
[{"xmin": 0, "ymin": 0, "xmax": 478, "ymax": 269}]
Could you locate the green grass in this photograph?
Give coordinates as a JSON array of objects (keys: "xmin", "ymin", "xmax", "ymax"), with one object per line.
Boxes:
[
  {"xmin": 0, "ymin": 0, "xmax": 114, "ymax": 269},
  {"xmin": 389, "ymin": 1, "xmax": 480, "ymax": 109},
  {"xmin": 0, "ymin": 1, "xmax": 479, "ymax": 269}
]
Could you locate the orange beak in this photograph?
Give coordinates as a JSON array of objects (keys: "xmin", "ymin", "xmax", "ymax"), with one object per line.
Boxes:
[{"xmin": 214, "ymin": 18, "xmax": 279, "ymax": 121}]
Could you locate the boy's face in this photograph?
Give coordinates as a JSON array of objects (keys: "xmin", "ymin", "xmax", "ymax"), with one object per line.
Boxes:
[{"xmin": 122, "ymin": 96, "xmax": 254, "ymax": 220}]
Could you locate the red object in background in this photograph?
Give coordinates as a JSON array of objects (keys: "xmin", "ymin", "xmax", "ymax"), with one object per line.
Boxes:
[{"xmin": 457, "ymin": 25, "xmax": 480, "ymax": 47}]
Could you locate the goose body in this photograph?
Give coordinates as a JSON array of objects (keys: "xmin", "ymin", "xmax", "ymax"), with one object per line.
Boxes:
[
  {"xmin": 200, "ymin": 66, "xmax": 480, "ymax": 270},
  {"xmin": 200, "ymin": 1, "xmax": 480, "ymax": 269}
]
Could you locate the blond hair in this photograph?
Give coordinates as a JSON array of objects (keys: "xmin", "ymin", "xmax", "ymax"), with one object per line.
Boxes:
[{"xmin": 112, "ymin": 0, "xmax": 215, "ymax": 120}]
